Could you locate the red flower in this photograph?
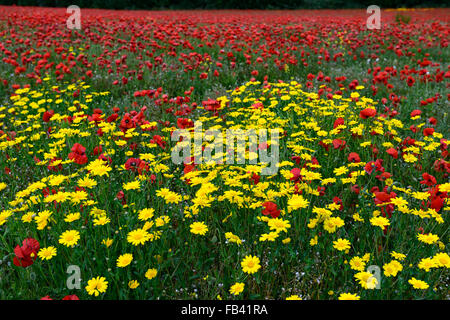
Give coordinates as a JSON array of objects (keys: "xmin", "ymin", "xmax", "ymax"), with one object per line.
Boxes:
[
  {"xmin": 332, "ymin": 139, "xmax": 346, "ymax": 150},
  {"xmin": 423, "ymin": 127, "xmax": 435, "ymax": 137},
  {"xmin": 13, "ymin": 238, "xmax": 40, "ymax": 268},
  {"xmin": 62, "ymin": 295, "xmax": 80, "ymax": 300},
  {"xmin": 262, "ymin": 201, "xmax": 280, "ymax": 218},
  {"xmin": 386, "ymin": 148, "xmax": 398, "ymax": 159},
  {"xmin": 333, "ymin": 118, "xmax": 345, "ymax": 128},
  {"xmin": 420, "ymin": 173, "xmax": 436, "ymax": 186},
  {"xmin": 124, "ymin": 158, "xmax": 143, "ymax": 172},
  {"xmin": 348, "ymin": 152, "xmax": 361, "ymax": 163},
  {"xmin": 42, "ymin": 110, "xmax": 54, "ymax": 122},
  {"xmin": 359, "ymin": 108, "xmax": 377, "ymax": 119},
  {"xmin": 68, "ymin": 143, "xmax": 88, "ymax": 165}
]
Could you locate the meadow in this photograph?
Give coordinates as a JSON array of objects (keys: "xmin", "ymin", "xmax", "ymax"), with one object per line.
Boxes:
[{"xmin": 0, "ymin": 6, "xmax": 448, "ymax": 300}]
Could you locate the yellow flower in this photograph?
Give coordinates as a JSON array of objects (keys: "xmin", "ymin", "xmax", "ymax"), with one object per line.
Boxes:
[
  {"xmin": 93, "ymin": 216, "xmax": 110, "ymax": 226},
  {"xmin": 0, "ymin": 182, "xmax": 6, "ymax": 192},
  {"xmin": 390, "ymin": 251, "xmax": 406, "ymax": 261},
  {"xmin": 338, "ymin": 293, "xmax": 360, "ymax": 300},
  {"xmin": 309, "ymin": 236, "xmax": 318, "ymax": 246},
  {"xmin": 145, "ymin": 268, "xmax": 158, "ymax": 280},
  {"xmin": 229, "ymin": 282, "xmax": 245, "ymax": 295},
  {"xmin": 433, "ymin": 252, "xmax": 450, "ymax": 268},
  {"xmin": 323, "ymin": 216, "xmax": 345, "ymax": 233},
  {"xmin": 85, "ymin": 276, "xmax": 108, "ymax": 296},
  {"xmin": 102, "ymin": 238, "xmax": 113, "ymax": 247},
  {"xmin": 117, "ymin": 253, "xmax": 133, "ymax": 267},
  {"xmin": 123, "ymin": 180, "xmax": 140, "ymax": 191},
  {"xmin": 77, "ymin": 176, "xmax": 97, "ymax": 189},
  {"xmin": 383, "ymin": 260, "xmax": 403, "ymax": 277},
  {"xmin": 37, "ymin": 246, "xmax": 57, "ymax": 260},
  {"xmin": 287, "ymin": 194, "xmax": 309, "ymax": 212},
  {"xmin": 333, "ymin": 238, "xmax": 351, "ymax": 251},
  {"xmin": 64, "ymin": 212, "xmax": 80, "ymax": 223},
  {"xmin": 190, "ymin": 221, "xmax": 208, "ymax": 235},
  {"xmin": 417, "ymin": 233, "xmax": 439, "ymax": 244},
  {"xmin": 267, "ymin": 218, "xmax": 291, "ymax": 233},
  {"xmin": 89, "ymin": 164, "xmax": 112, "ymax": 177},
  {"xmin": 418, "ymin": 257, "xmax": 437, "ymax": 272},
  {"xmin": 225, "ymin": 232, "xmax": 242, "ymax": 245},
  {"xmin": 128, "ymin": 280, "xmax": 140, "ymax": 289},
  {"xmin": 138, "ymin": 208, "xmax": 155, "ymax": 221},
  {"xmin": 354, "ymin": 271, "xmax": 378, "ymax": 289},
  {"xmin": 438, "ymin": 183, "xmax": 450, "ymax": 193},
  {"xmin": 370, "ymin": 216, "xmax": 390, "ymax": 230},
  {"xmin": 349, "ymin": 256, "xmax": 366, "ymax": 272},
  {"xmin": 408, "ymin": 277, "xmax": 429, "ymax": 290},
  {"xmin": 127, "ymin": 228, "xmax": 150, "ymax": 246},
  {"xmin": 59, "ymin": 230, "xmax": 80, "ymax": 247},
  {"xmin": 241, "ymin": 255, "xmax": 261, "ymax": 274}
]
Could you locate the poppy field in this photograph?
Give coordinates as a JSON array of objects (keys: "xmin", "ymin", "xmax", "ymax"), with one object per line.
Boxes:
[{"xmin": 0, "ymin": 6, "xmax": 449, "ymax": 300}]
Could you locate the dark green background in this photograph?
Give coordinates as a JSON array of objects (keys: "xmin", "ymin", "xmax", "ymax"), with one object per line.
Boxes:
[{"xmin": 0, "ymin": 0, "xmax": 447, "ymax": 10}]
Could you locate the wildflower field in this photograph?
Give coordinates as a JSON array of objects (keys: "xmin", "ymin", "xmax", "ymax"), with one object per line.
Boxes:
[{"xmin": 0, "ymin": 6, "xmax": 449, "ymax": 300}]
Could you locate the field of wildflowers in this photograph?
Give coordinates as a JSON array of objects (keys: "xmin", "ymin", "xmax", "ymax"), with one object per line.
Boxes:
[{"xmin": 0, "ymin": 6, "xmax": 449, "ymax": 300}]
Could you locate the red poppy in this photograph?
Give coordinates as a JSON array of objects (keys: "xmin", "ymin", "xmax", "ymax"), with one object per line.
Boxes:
[
  {"xmin": 68, "ymin": 143, "xmax": 88, "ymax": 165},
  {"xmin": 262, "ymin": 201, "xmax": 280, "ymax": 218},
  {"xmin": 13, "ymin": 238, "xmax": 40, "ymax": 268},
  {"xmin": 359, "ymin": 108, "xmax": 377, "ymax": 119},
  {"xmin": 348, "ymin": 152, "xmax": 361, "ymax": 163},
  {"xmin": 386, "ymin": 148, "xmax": 398, "ymax": 159}
]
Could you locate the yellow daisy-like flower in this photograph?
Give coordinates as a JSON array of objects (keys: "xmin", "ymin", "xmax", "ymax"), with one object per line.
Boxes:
[
  {"xmin": 383, "ymin": 260, "xmax": 403, "ymax": 277},
  {"xmin": 89, "ymin": 164, "xmax": 112, "ymax": 177},
  {"xmin": 417, "ymin": 233, "xmax": 439, "ymax": 244},
  {"xmin": 370, "ymin": 216, "xmax": 390, "ymax": 230},
  {"xmin": 138, "ymin": 208, "xmax": 155, "ymax": 221},
  {"xmin": 64, "ymin": 212, "xmax": 81, "ymax": 223},
  {"xmin": 116, "ymin": 253, "xmax": 133, "ymax": 267},
  {"xmin": 437, "ymin": 183, "xmax": 450, "ymax": 193},
  {"xmin": 433, "ymin": 252, "xmax": 450, "ymax": 268},
  {"xmin": 59, "ymin": 230, "xmax": 80, "ymax": 247},
  {"xmin": 338, "ymin": 293, "xmax": 360, "ymax": 300},
  {"xmin": 418, "ymin": 257, "xmax": 437, "ymax": 272},
  {"xmin": 85, "ymin": 276, "xmax": 108, "ymax": 296},
  {"xmin": 349, "ymin": 256, "xmax": 366, "ymax": 272},
  {"xmin": 354, "ymin": 271, "xmax": 378, "ymax": 289},
  {"xmin": 229, "ymin": 282, "xmax": 245, "ymax": 296},
  {"xmin": 390, "ymin": 251, "xmax": 406, "ymax": 261},
  {"xmin": 102, "ymin": 238, "xmax": 113, "ymax": 247},
  {"xmin": 145, "ymin": 268, "xmax": 158, "ymax": 280},
  {"xmin": 287, "ymin": 194, "xmax": 309, "ymax": 213},
  {"xmin": 93, "ymin": 216, "xmax": 110, "ymax": 226},
  {"xmin": 408, "ymin": 277, "xmax": 429, "ymax": 290},
  {"xmin": 128, "ymin": 280, "xmax": 140, "ymax": 289},
  {"xmin": 190, "ymin": 221, "xmax": 208, "ymax": 235},
  {"xmin": 0, "ymin": 182, "xmax": 7, "ymax": 192},
  {"xmin": 123, "ymin": 180, "xmax": 140, "ymax": 191},
  {"xmin": 127, "ymin": 228, "xmax": 151, "ymax": 246},
  {"xmin": 37, "ymin": 246, "xmax": 57, "ymax": 260},
  {"xmin": 333, "ymin": 238, "xmax": 351, "ymax": 251},
  {"xmin": 241, "ymin": 255, "xmax": 261, "ymax": 274}
]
